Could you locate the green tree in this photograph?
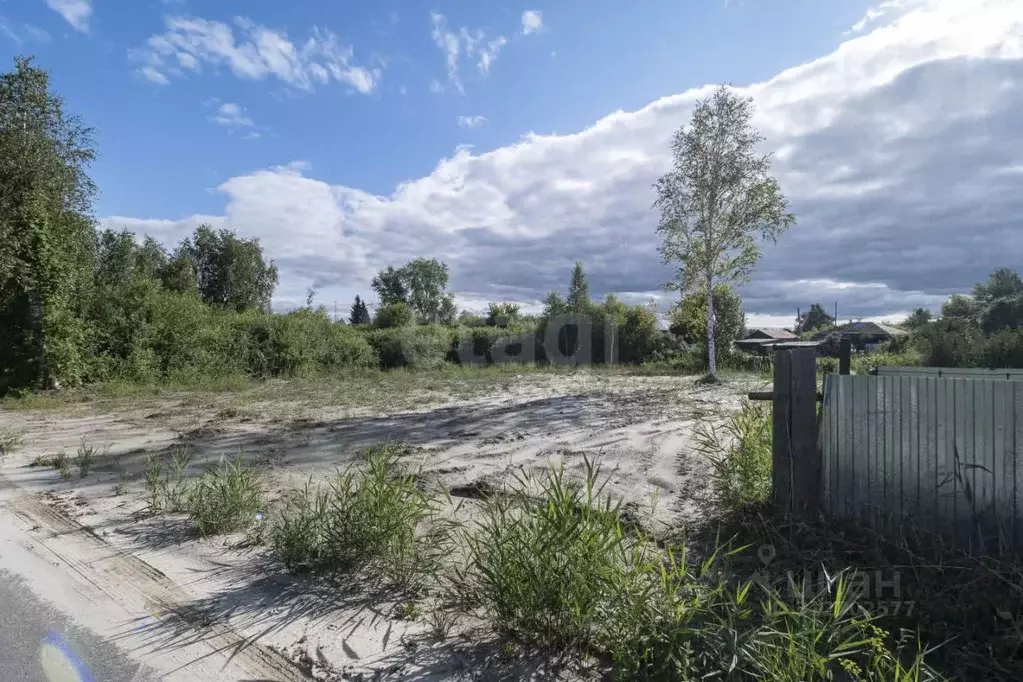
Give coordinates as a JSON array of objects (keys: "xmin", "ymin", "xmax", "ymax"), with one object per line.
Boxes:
[
  {"xmin": 973, "ymin": 268, "xmax": 1023, "ymax": 333},
  {"xmin": 373, "ymin": 301, "xmax": 414, "ymax": 328},
  {"xmin": 541, "ymin": 290, "xmax": 567, "ymax": 320},
  {"xmin": 902, "ymin": 307, "xmax": 933, "ymax": 330},
  {"xmin": 486, "ymin": 302, "xmax": 521, "ymax": 327},
  {"xmin": 567, "ymin": 262, "xmax": 591, "ymax": 314},
  {"xmin": 160, "ymin": 252, "xmax": 198, "ymax": 296},
  {"xmin": 177, "ymin": 224, "xmax": 278, "ymax": 312},
  {"xmin": 371, "ymin": 265, "xmax": 408, "ymax": 306},
  {"xmin": 349, "ymin": 295, "xmax": 371, "ymax": 325},
  {"xmin": 670, "ymin": 284, "xmax": 745, "ymax": 362},
  {"xmin": 654, "ymin": 85, "xmax": 794, "ymax": 379},
  {"xmin": 370, "ymin": 258, "xmax": 456, "ymax": 324},
  {"xmin": 0, "ymin": 57, "xmax": 98, "ymax": 391},
  {"xmin": 941, "ymin": 294, "xmax": 980, "ymax": 326},
  {"xmin": 797, "ymin": 303, "xmax": 834, "ymax": 334}
]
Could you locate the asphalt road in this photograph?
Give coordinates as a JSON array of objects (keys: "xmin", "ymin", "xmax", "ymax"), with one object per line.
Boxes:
[{"xmin": 0, "ymin": 568, "xmax": 158, "ymax": 682}]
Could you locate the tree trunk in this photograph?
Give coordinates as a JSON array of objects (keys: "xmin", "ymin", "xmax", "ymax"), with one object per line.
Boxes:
[{"xmin": 706, "ymin": 275, "xmax": 717, "ymax": 377}]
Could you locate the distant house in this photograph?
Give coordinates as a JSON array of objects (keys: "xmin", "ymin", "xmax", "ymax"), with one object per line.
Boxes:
[
  {"xmin": 735, "ymin": 328, "xmax": 799, "ymax": 354},
  {"xmin": 814, "ymin": 321, "xmax": 907, "ymax": 353}
]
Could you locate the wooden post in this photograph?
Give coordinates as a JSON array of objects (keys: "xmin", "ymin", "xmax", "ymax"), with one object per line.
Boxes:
[
  {"xmin": 772, "ymin": 348, "xmax": 821, "ymax": 515},
  {"xmin": 839, "ymin": 338, "xmax": 851, "ymax": 375}
]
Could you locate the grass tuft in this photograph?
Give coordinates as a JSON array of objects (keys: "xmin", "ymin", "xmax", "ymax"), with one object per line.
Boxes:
[
  {"xmin": 186, "ymin": 453, "xmax": 264, "ymax": 536},
  {"xmin": 269, "ymin": 443, "xmax": 455, "ymax": 593},
  {"xmin": 74, "ymin": 438, "xmax": 96, "ymax": 478},
  {"xmin": 0, "ymin": 428, "xmax": 23, "ymax": 458},
  {"xmin": 694, "ymin": 399, "xmax": 773, "ymax": 509},
  {"xmin": 144, "ymin": 445, "xmax": 192, "ymax": 512}
]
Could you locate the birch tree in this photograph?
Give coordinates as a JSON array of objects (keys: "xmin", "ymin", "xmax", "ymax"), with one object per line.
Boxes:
[{"xmin": 654, "ymin": 85, "xmax": 794, "ymax": 378}]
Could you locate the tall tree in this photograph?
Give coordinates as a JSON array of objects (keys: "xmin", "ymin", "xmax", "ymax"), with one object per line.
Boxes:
[
  {"xmin": 541, "ymin": 290, "xmax": 568, "ymax": 320},
  {"xmin": 797, "ymin": 303, "xmax": 835, "ymax": 334},
  {"xmin": 371, "ymin": 265, "xmax": 408, "ymax": 306},
  {"xmin": 670, "ymin": 284, "xmax": 745, "ymax": 355},
  {"xmin": 349, "ymin": 295, "xmax": 371, "ymax": 325},
  {"xmin": 177, "ymin": 224, "xmax": 278, "ymax": 312},
  {"xmin": 370, "ymin": 258, "xmax": 456, "ymax": 324},
  {"xmin": 0, "ymin": 57, "xmax": 98, "ymax": 391},
  {"xmin": 973, "ymin": 268, "xmax": 1023, "ymax": 332},
  {"xmin": 654, "ymin": 85, "xmax": 794, "ymax": 378},
  {"xmin": 902, "ymin": 307, "xmax": 933, "ymax": 330},
  {"xmin": 567, "ymin": 262, "xmax": 590, "ymax": 314},
  {"xmin": 941, "ymin": 294, "xmax": 980, "ymax": 326}
]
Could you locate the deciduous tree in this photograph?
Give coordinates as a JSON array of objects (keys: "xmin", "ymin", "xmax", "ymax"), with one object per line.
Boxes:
[{"xmin": 654, "ymin": 85, "xmax": 794, "ymax": 378}]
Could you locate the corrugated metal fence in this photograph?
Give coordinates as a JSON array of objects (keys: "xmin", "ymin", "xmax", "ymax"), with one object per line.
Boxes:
[{"xmin": 820, "ymin": 373, "xmax": 1023, "ymax": 551}]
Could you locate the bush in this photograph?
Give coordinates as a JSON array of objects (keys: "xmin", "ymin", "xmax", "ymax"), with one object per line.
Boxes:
[
  {"xmin": 374, "ymin": 301, "xmax": 414, "ymax": 328},
  {"xmin": 269, "ymin": 444, "xmax": 452, "ymax": 591},
  {"xmin": 694, "ymin": 400, "xmax": 772, "ymax": 510},
  {"xmin": 186, "ymin": 454, "xmax": 264, "ymax": 536},
  {"xmin": 366, "ymin": 324, "xmax": 453, "ymax": 369}
]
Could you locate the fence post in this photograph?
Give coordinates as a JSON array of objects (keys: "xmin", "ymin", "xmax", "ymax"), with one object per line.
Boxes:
[
  {"xmin": 772, "ymin": 348, "xmax": 821, "ymax": 515},
  {"xmin": 839, "ymin": 338, "xmax": 851, "ymax": 375}
]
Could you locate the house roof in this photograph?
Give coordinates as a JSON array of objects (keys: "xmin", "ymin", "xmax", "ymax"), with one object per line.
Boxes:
[
  {"xmin": 831, "ymin": 321, "xmax": 907, "ymax": 337},
  {"xmin": 744, "ymin": 328, "xmax": 797, "ymax": 340}
]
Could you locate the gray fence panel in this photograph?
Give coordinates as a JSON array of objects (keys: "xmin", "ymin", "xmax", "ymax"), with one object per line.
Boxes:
[
  {"xmin": 821, "ymin": 374, "xmax": 1023, "ymax": 551},
  {"xmin": 876, "ymin": 366, "xmax": 1023, "ymax": 380}
]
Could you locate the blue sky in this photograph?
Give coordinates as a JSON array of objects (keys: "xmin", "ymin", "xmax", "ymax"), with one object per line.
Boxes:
[{"xmin": 3, "ymin": 0, "xmax": 1022, "ymax": 326}]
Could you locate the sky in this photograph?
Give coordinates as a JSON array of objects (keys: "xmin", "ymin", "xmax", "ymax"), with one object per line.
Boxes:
[{"xmin": 1, "ymin": 0, "xmax": 1021, "ymax": 328}]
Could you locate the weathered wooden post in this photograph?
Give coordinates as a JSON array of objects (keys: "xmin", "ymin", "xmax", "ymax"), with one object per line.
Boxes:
[
  {"xmin": 772, "ymin": 348, "xmax": 821, "ymax": 515},
  {"xmin": 839, "ymin": 338, "xmax": 851, "ymax": 375}
]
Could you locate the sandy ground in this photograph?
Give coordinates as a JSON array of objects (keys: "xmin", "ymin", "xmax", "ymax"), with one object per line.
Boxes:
[{"xmin": 0, "ymin": 371, "xmax": 766, "ymax": 680}]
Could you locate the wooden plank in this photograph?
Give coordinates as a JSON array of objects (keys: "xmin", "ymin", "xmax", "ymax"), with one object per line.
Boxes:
[
  {"xmin": 1014, "ymin": 382, "xmax": 1023, "ymax": 549},
  {"xmin": 993, "ymin": 380, "xmax": 1010, "ymax": 547},
  {"xmin": 935, "ymin": 377, "xmax": 953, "ymax": 541},
  {"xmin": 821, "ymin": 375, "xmax": 834, "ymax": 513},
  {"xmin": 867, "ymin": 374, "xmax": 881, "ymax": 530},
  {"xmin": 839, "ymin": 339, "xmax": 851, "ymax": 376},
  {"xmin": 790, "ymin": 348, "xmax": 821, "ymax": 514},
  {"xmin": 837, "ymin": 376, "xmax": 853, "ymax": 518},
  {"xmin": 883, "ymin": 374, "xmax": 896, "ymax": 535},
  {"xmin": 852, "ymin": 375, "xmax": 870, "ymax": 525},
  {"xmin": 772, "ymin": 350, "xmax": 792, "ymax": 509}
]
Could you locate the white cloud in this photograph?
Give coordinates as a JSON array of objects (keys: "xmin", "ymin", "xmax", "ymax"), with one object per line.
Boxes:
[
  {"xmin": 108, "ymin": 0, "xmax": 1023, "ymax": 319},
  {"xmin": 44, "ymin": 0, "xmax": 91, "ymax": 33},
  {"xmin": 521, "ymin": 10, "xmax": 543, "ymax": 35},
  {"xmin": 211, "ymin": 102, "xmax": 255, "ymax": 130},
  {"xmin": 458, "ymin": 115, "xmax": 487, "ymax": 128},
  {"xmin": 134, "ymin": 16, "xmax": 380, "ymax": 93},
  {"xmin": 0, "ymin": 17, "xmax": 49, "ymax": 44},
  {"xmin": 430, "ymin": 12, "xmax": 508, "ymax": 92}
]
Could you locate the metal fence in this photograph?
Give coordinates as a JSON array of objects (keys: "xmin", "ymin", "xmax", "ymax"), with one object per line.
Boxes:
[
  {"xmin": 820, "ymin": 373, "xmax": 1023, "ymax": 551},
  {"xmin": 874, "ymin": 366, "xmax": 1023, "ymax": 380}
]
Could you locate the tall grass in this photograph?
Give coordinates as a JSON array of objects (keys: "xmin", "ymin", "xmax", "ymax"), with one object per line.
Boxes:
[
  {"xmin": 694, "ymin": 399, "xmax": 773, "ymax": 509},
  {"xmin": 144, "ymin": 445, "xmax": 192, "ymax": 512},
  {"xmin": 269, "ymin": 443, "xmax": 455, "ymax": 592},
  {"xmin": 0, "ymin": 427, "xmax": 22, "ymax": 457},
  {"xmin": 186, "ymin": 454, "xmax": 264, "ymax": 536}
]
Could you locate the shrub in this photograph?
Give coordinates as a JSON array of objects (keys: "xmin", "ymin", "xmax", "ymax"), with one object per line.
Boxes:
[
  {"xmin": 270, "ymin": 444, "xmax": 452, "ymax": 592},
  {"xmin": 186, "ymin": 454, "xmax": 264, "ymax": 536},
  {"xmin": 694, "ymin": 399, "xmax": 772, "ymax": 510},
  {"xmin": 374, "ymin": 301, "xmax": 414, "ymax": 328},
  {"xmin": 366, "ymin": 325, "xmax": 452, "ymax": 369}
]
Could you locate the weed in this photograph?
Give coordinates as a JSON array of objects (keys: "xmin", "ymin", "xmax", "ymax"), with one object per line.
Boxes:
[
  {"xmin": 270, "ymin": 443, "xmax": 455, "ymax": 593},
  {"xmin": 50, "ymin": 449, "xmax": 71, "ymax": 479},
  {"xmin": 694, "ymin": 399, "xmax": 772, "ymax": 510},
  {"xmin": 113, "ymin": 469, "xmax": 130, "ymax": 496},
  {"xmin": 186, "ymin": 453, "xmax": 264, "ymax": 536},
  {"xmin": 74, "ymin": 438, "xmax": 96, "ymax": 478},
  {"xmin": 458, "ymin": 456, "xmax": 639, "ymax": 650},
  {"xmin": 399, "ymin": 601, "xmax": 422, "ymax": 621},
  {"xmin": 0, "ymin": 428, "xmax": 23, "ymax": 457},
  {"xmin": 144, "ymin": 445, "xmax": 192, "ymax": 512}
]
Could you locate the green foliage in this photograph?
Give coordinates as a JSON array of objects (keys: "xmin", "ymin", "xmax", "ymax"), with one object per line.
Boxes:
[
  {"xmin": 367, "ymin": 324, "xmax": 452, "ymax": 369},
  {"xmin": 371, "ymin": 258, "xmax": 457, "ymax": 324},
  {"xmin": 178, "ymin": 224, "xmax": 279, "ymax": 313},
  {"xmin": 798, "ymin": 303, "xmax": 835, "ymax": 333},
  {"xmin": 655, "ymin": 85, "xmax": 794, "ymax": 377},
  {"xmin": 541, "ymin": 290, "xmax": 568, "ymax": 320},
  {"xmin": 186, "ymin": 454, "xmax": 264, "ymax": 536},
  {"xmin": 902, "ymin": 307, "xmax": 933, "ymax": 330},
  {"xmin": 373, "ymin": 300, "xmax": 414, "ymax": 328},
  {"xmin": 567, "ymin": 261, "xmax": 591, "ymax": 314},
  {"xmin": 144, "ymin": 445, "xmax": 193, "ymax": 513},
  {"xmin": 670, "ymin": 284, "xmax": 745, "ymax": 359},
  {"xmin": 940, "ymin": 294, "xmax": 980, "ymax": 326},
  {"xmin": 269, "ymin": 444, "xmax": 452, "ymax": 591},
  {"xmin": 0, "ymin": 57, "xmax": 97, "ymax": 393},
  {"xmin": 0, "ymin": 428, "xmax": 22, "ymax": 457},
  {"xmin": 349, "ymin": 295, "xmax": 371, "ymax": 325},
  {"xmin": 485, "ymin": 302, "xmax": 521, "ymax": 327},
  {"xmin": 694, "ymin": 400, "xmax": 772, "ymax": 509}
]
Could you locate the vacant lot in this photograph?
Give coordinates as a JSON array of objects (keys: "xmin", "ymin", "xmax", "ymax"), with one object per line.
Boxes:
[{"xmin": 0, "ymin": 370, "xmax": 768, "ymax": 680}]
